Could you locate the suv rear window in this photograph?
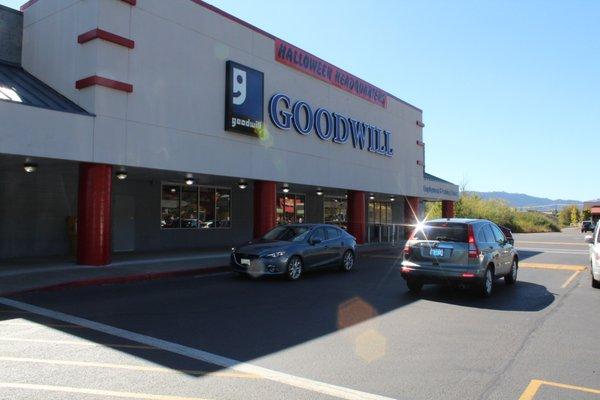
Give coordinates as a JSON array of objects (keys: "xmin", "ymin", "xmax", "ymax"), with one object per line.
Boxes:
[{"xmin": 413, "ymin": 222, "xmax": 468, "ymax": 243}]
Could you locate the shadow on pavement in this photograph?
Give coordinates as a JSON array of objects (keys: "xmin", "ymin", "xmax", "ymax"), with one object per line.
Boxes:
[
  {"xmin": 0, "ymin": 256, "xmax": 555, "ymax": 378},
  {"xmin": 410, "ymin": 279, "xmax": 555, "ymax": 312},
  {"xmin": 516, "ymin": 250, "xmax": 542, "ymax": 261}
]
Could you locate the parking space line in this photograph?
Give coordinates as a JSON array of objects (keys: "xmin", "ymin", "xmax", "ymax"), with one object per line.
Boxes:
[
  {"xmin": 516, "ymin": 241, "xmax": 588, "ymax": 246},
  {"xmin": 0, "ymin": 336, "xmax": 158, "ymax": 350},
  {"xmin": 560, "ymin": 270, "xmax": 581, "ymax": 288},
  {"xmin": 519, "ymin": 263, "xmax": 586, "ymax": 271},
  {"xmin": 518, "ymin": 379, "xmax": 600, "ymax": 399},
  {"xmin": 0, "ymin": 382, "xmax": 212, "ymax": 400},
  {"xmin": 0, "ymin": 298, "xmax": 397, "ymax": 400},
  {"xmin": 0, "ymin": 356, "xmax": 260, "ymax": 379}
]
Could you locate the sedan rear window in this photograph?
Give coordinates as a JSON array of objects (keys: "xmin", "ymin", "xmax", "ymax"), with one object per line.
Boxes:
[{"xmin": 412, "ymin": 222, "xmax": 468, "ymax": 243}]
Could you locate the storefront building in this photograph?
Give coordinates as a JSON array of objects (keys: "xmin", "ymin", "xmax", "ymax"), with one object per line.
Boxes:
[{"xmin": 0, "ymin": 0, "xmax": 458, "ymax": 265}]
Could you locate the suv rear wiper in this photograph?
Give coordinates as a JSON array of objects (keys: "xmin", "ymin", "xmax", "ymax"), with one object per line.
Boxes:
[{"xmin": 434, "ymin": 236, "xmax": 460, "ymax": 242}]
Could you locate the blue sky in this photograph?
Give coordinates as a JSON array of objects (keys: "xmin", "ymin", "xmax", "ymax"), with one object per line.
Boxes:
[{"xmin": 3, "ymin": 0, "xmax": 598, "ymax": 200}]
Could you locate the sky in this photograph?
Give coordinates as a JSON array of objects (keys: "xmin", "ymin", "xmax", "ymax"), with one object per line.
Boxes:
[{"xmin": 2, "ymin": 0, "xmax": 598, "ymax": 200}]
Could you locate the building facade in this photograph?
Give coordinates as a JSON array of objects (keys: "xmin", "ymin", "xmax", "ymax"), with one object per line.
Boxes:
[{"xmin": 0, "ymin": 0, "xmax": 458, "ymax": 265}]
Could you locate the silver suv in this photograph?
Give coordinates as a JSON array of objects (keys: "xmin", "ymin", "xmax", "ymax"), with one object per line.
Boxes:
[{"xmin": 400, "ymin": 218, "xmax": 518, "ymax": 297}]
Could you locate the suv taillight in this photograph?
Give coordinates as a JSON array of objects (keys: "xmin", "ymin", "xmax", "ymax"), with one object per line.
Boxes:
[{"xmin": 467, "ymin": 225, "xmax": 480, "ymax": 259}]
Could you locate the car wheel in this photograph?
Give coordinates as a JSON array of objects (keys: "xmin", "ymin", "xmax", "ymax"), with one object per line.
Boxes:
[
  {"xmin": 505, "ymin": 258, "xmax": 518, "ymax": 285},
  {"xmin": 340, "ymin": 250, "xmax": 355, "ymax": 272},
  {"xmin": 479, "ymin": 267, "xmax": 494, "ymax": 297},
  {"xmin": 286, "ymin": 256, "xmax": 303, "ymax": 281},
  {"xmin": 406, "ymin": 279, "xmax": 423, "ymax": 294}
]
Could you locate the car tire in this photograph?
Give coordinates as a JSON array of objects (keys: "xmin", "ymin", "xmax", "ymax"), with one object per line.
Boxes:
[
  {"xmin": 406, "ymin": 279, "xmax": 423, "ymax": 294},
  {"xmin": 505, "ymin": 258, "xmax": 518, "ymax": 285},
  {"xmin": 479, "ymin": 267, "xmax": 494, "ymax": 297},
  {"xmin": 592, "ymin": 267, "xmax": 600, "ymax": 289},
  {"xmin": 340, "ymin": 250, "xmax": 355, "ymax": 272},
  {"xmin": 286, "ymin": 256, "xmax": 303, "ymax": 281}
]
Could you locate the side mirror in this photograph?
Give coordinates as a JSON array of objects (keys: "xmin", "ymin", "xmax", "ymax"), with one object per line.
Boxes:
[
  {"xmin": 585, "ymin": 235, "xmax": 594, "ymax": 244},
  {"xmin": 310, "ymin": 238, "xmax": 322, "ymax": 245},
  {"xmin": 508, "ymin": 238, "xmax": 514, "ymax": 246}
]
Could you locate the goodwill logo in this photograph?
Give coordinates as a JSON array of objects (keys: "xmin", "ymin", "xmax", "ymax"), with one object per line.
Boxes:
[{"xmin": 225, "ymin": 61, "xmax": 264, "ymax": 136}]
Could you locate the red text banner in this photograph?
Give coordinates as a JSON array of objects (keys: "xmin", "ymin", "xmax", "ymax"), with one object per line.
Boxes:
[{"xmin": 274, "ymin": 39, "xmax": 387, "ymax": 108}]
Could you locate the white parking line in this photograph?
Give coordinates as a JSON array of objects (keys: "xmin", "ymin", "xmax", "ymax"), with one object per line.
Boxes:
[
  {"xmin": 561, "ymin": 271, "xmax": 581, "ymax": 288},
  {"xmin": 0, "ymin": 298, "xmax": 396, "ymax": 400},
  {"xmin": 517, "ymin": 247, "xmax": 588, "ymax": 255}
]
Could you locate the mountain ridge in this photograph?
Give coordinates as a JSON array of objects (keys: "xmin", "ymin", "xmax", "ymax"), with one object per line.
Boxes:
[{"xmin": 468, "ymin": 191, "xmax": 583, "ymax": 210}]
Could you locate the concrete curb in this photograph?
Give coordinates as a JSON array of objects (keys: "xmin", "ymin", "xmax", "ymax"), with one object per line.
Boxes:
[
  {"xmin": 1, "ymin": 246, "xmax": 401, "ymax": 297},
  {"xmin": 2, "ymin": 265, "xmax": 230, "ymax": 297}
]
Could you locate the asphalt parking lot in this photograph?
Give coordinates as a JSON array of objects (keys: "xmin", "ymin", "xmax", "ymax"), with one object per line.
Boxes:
[{"xmin": 0, "ymin": 228, "xmax": 597, "ymax": 400}]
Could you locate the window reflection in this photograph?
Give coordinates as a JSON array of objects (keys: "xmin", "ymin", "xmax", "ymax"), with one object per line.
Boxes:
[
  {"xmin": 199, "ymin": 188, "xmax": 216, "ymax": 229},
  {"xmin": 276, "ymin": 193, "xmax": 306, "ymax": 224},
  {"xmin": 161, "ymin": 184, "xmax": 231, "ymax": 229},
  {"xmin": 216, "ymin": 189, "xmax": 231, "ymax": 228},
  {"xmin": 324, "ymin": 196, "xmax": 347, "ymax": 229},
  {"xmin": 161, "ymin": 185, "xmax": 180, "ymax": 228},
  {"xmin": 180, "ymin": 186, "xmax": 198, "ymax": 228}
]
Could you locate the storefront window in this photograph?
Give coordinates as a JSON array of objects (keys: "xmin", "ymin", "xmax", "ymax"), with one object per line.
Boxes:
[
  {"xmin": 276, "ymin": 193, "xmax": 306, "ymax": 224},
  {"xmin": 199, "ymin": 188, "xmax": 216, "ymax": 229},
  {"xmin": 369, "ymin": 201, "xmax": 393, "ymax": 224},
  {"xmin": 324, "ymin": 196, "xmax": 347, "ymax": 228},
  {"xmin": 161, "ymin": 184, "xmax": 231, "ymax": 229},
  {"xmin": 161, "ymin": 185, "xmax": 180, "ymax": 228},
  {"xmin": 180, "ymin": 186, "xmax": 198, "ymax": 228},
  {"xmin": 215, "ymin": 189, "xmax": 231, "ymax": 228}
]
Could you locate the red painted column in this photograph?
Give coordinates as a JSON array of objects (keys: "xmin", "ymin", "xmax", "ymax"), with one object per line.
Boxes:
[
  {"xmin": 253, "ymin": 180, "xmax": 277, "ymax": 238},
  {"xmin": 404, "ymin": 196, "xmax": 421, "ymax": 237},
  {"xmin": 347, "ymin": 190, "xmax": 366, "ymax": 244},
  {"xmin": 77, "ymin": 163, "xmax": 113, "ymax": 266},
  {"xmin": 442, "ymin": 200, "xmax": 455, "ymax": 218}
]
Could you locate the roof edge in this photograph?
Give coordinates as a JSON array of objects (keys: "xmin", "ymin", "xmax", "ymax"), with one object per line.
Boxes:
[{"xmin": 190, "ymin": 0, "xmax": 422, "ymax": 113}]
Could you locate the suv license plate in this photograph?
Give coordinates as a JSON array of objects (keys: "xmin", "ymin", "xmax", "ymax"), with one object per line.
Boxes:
[
  {"xmin": 240, "ymin": 258, "xmax": 251, "ymax": 266},
  {"xmin": 430, "ymin": 249, "xmax": 444, "ymax": 257}
]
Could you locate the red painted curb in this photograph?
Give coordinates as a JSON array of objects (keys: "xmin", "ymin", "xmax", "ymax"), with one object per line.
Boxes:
[{"xmin": 2, "ymin": 265, "xmax": 229, "ymax": 297}]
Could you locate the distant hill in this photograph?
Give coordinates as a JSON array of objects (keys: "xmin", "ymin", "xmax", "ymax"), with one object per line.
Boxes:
[{"xmin": 468, "ymin": 191, "xmax": 582, "ymax": 211}]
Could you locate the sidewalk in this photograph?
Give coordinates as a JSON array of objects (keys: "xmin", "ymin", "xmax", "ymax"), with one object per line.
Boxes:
[{"xmin": 0, "ymin": 243, "xmax": 402, "ymax": 297}]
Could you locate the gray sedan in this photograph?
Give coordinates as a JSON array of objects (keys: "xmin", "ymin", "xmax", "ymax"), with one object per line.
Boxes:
[{"xmin": 231, "ymin": 224, "xmax": 357, "ymax": 280}]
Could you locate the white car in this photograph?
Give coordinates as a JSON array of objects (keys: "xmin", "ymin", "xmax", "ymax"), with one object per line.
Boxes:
[{"xmin": 585, "ymin": 225, "xmax": 600, "ymax": 288}]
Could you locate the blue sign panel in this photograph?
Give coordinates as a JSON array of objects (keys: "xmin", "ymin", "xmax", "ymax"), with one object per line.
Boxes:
[
  {"xmin": 268, "ymin": 93, "xmax": 393, "ymax": 157},
  {"xmin": 225, "ymin": 61, "xmax": 264, "ymax": 136}
]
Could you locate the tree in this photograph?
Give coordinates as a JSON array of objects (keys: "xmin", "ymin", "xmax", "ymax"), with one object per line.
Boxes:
[
  {"xmin": 582, "ymin": 209, "xmax": 591, "ymax": 221},
  {"xmin": 570, "ymin": 207, "xmax": 581, "ymax": 225}
]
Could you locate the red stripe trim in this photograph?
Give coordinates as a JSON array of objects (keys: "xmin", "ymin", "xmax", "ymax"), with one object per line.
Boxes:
[
  {"xmin": 78, "ymin": 28, "xmax": 135, "ymax": 49},
  {"xmin": 121, "ymin": 0, "xmax": 136, "ymax": 5},
  {"xmin": 76, "ymin": 76, "xmax": 133, "ymax": 93},
  {"xmin": 19, "ymin": 0, "xmax": 38, "ymax": 11}
]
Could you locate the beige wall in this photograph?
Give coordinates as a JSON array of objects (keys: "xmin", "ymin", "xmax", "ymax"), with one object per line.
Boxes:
[{"xmin": 20, "ymin": 0, "xmax": 436, "ymax": 197}]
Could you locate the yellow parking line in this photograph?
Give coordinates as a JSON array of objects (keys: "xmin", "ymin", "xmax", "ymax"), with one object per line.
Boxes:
[
  {"xmin": 516, "ymin": 241, "xmax": 588, "ymax": 246},
  {"xmin": 0, "ymin": 356, "xmax": 259, "ymax": 379},
  {"xmin": 519, "ymin": 263, "xmax": 586, "ymax": 271},
  {"xmin": 0, "ymin": 336, "xmax": 157, "ymax": 350},
  {"xmin": 0, "ymin": 382, "xmax": 212, "ymax": 400},
  {"xmin": 519, "ymin": 379, "xmax": 600, "ymax": 399},
  {"xmin": 560, "ymin": 271, "xmax": 581, "ymax": 288}
]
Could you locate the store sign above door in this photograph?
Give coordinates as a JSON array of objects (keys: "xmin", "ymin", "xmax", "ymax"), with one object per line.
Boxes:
[
  {"xmin": 274, "ymin": 39, "xmax": 387, "ymax": 108},
  {"xmin": 269, "ymin": 93, "xmax": 394, "ymax": 157}
]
